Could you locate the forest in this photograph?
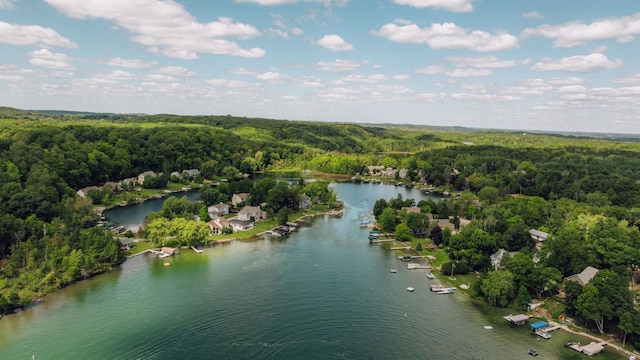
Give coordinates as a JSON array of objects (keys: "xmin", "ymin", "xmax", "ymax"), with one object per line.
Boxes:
[{"xmin": 0, "ymin": 107, "xmax": 639, "ymax": 350}]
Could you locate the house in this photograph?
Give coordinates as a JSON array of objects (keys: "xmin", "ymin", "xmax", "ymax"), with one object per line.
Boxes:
[
  {"xmin": 490, "ymin": 248, "xmax": 518, "ymax": 270},
  {"xmin": 138, "ymin": 171, "xmax": 156, "ymax": 185},
  {"xmin": 230, "ymin": 219, "xmax": 254, "ymax": 231},
  {"xmin": 529, "ymin": 229, "xmax": 549, "ymax": 242},
  {"xmin": 208, "ymin": 217, "xmax": 231, "ymax": 234},
  {"xmin": 237, "ymin": 206, "xmax": 266, "ymax": 221},
  {"xmin": 382, "ymin": 167, "xmax": 397, "ymax": 178},
  {"xmin": 118, "ymin": 238, "xmax": 134, "ymax": 251},
  {"xmin": 367, "ymin": 165, "xmax": 385, "ymax": 175},
  {"xmin": 182, "ymin": 169, "xmax": 200, "ymax": 179},
  {"xmin": 299, "ymin": 194, "xmax": 312, "ymax": 210},
  {"xmin": 76, "ymin": 186, "xmax": 101, "ymax": 198},
  {"xmin": 398, "ymin": 168, "xmax": 408, "ymax": 179},
  {"xmin": 232, "ymin": 193, "xmax": 250, "ymax": 207},
  {"xmin": 565, "ymin": 266, "xmax": 599, "ymax": 286},
  {"xmin": 208, "ymin": 203, "xmax": 230, "ymax": 217},
  {"xmin": 170, "ymin": 171, "xmax": 181, "ymax": 179}
]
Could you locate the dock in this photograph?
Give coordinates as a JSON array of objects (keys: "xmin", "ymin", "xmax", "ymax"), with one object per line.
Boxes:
[
  {"xmin": 369, "ymin": 239, "xmax": 395, "ymax": 243},
  {"xmin": 191, "ymin": 246, "xmax": 203, "ymax": 253},
  {"xmin": 569, "ymin": 342, "xmax": 607, "ymax": 356},
  {"xmin": 406, "ymin": 263, "xmax": 431, "ymax": 270}
]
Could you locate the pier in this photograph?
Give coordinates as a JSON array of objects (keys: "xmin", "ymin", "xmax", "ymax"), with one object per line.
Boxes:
[{"xmin": 191, "ymin": 246, "xmax": 204, "ymax": 253}]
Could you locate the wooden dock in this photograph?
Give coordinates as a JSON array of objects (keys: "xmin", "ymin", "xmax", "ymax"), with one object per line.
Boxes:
[
  {"xmin": 370, "ymin": 239, "xmax": 395, "ymax": 243},
  {"xmin": 191, "ymin": 246, "xmax": 204, "ymax": 253},
  {"xmin": 390, "ymin": 246, "xmax": 412, "ymax": 250}
]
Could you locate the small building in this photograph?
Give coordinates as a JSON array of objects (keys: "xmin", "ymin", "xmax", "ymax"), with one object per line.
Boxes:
[
  {"xmin": 76, "ymin": 186, "xmax": 101, "ymax": 198},
  {"xmin": 138, "ymin": 171, "xmax": 156, "ymax": 185},
  {"xmin": 503, "ymin": 314, "xmax": 531, "ymax": 326},
  {"xmin": 565, "ymin": 266, "xmax": 599, "ymax": 286},
  {"xmin": 402, "ymin": 207, "xmax": 421, "ymax": 214},
  {"xmin": 182, "ymin": 169, "xmax": 200, "ymax": 179},
  {"xmin": 170, "ymin": 171, "xmax": 181, "ymax": 179},
  {"xmin": 231, "ymin": 193, "xmax": 250, "ymax": 207},
  {"xmin": 208, "ymin": 217, "xmax": 231, "ymax": 234},
  {"xmin": 208, "ymin": 203, "xmax": 230, "ymax": 217},
  {"xmin": 118, "ymin": 238, "xmax": 134, "ymax": 251},
  {"xmin": 367, "ymin": 165, "xmax": 385, "ymax": 176},
  {"xmin": 398, "ymin": 168, "xmax": 408, "ymax": 179},
  {"xmin": 529, "ymin": 229, "xmax": 549, "ymax": 243},
  {"xmin": 229, "ymin": 219, "xmax": 254, "ymax": 231},
  {"xmin": 530, "ymin": 321, "xmax": 548, "ymax": 331},
  {"xmin": 299, "ymin": 194, "xmax": 312, "ymax": 210},
  {"xmin": 237, "ymin": 206, "xmax": 266, "ymax": 221}
]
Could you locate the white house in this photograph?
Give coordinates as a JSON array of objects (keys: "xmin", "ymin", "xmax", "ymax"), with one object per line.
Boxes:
[
  {"xmin": 208, "ymin": 217, "xmax": 231, "ymax": 234},
  {"xmin": 229, "ymin": 219, "xmax": 254, "ymax": 231},
  {"xmin": 208, "ymin": 203, "xmax": 230, "ymax": 217}
]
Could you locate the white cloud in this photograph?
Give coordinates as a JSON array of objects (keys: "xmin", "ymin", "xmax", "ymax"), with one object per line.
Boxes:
[
  {"xmin": 105, "ymin": 70, "xmax": 136, "ymax": 80},
  {"xmin": 446, "ymin": 68, "xmax": 492, "ymax": 78},
  {"xmin": 316, "ymin": 59, "xmax": 361, "ymax": 72},
  {"xmin": 461, "ymin": 82, "xmax": 493, "ymax": 90},
  {"xmin": 154, "ymin": 66, "xmax": 196, "ymax": 77},
  {"xmin": 521, "ymin": 12, "xmax": 640, "ymax": 47},
  {"xmin": 374, "ymin": 21, "xmax": 518, "ymax": 52},
  {"xmin": 291, "ymin": 27, "xmax": 304, "ymax": 35},
  {"xmin": 256, "ymin": 71, "xmax": 284, "ymax": 83},
  {"xmin": 234, "ymin": 0, "xmax": 348, "ymax": 5},
  {"xmin": 531, "ymin": 53, "xmax": 623, "ymax": 73},
  {"xmin": 0, "ymin": 21, "xmax": 77, "ymax": 48},
  {"xmin": 317, "ymin": 34, "xmax": 353, "ymax": 51},
  {"xmin": 206, "ymin": 78, "xmax": 261, "ymax": 88},
  {"xmin": 393, "ymin": 74, "xmax": 410, "ymax": 80},
  {"xmin": 612, "ymin": 74, "xmax": 640, "ymax": 85},
  {"xmin": 391, "ymin": 0, "xmax": 473, "ymax": 13},
  {"xmin": 342, "ymin": 74, "xmax": 388, "ymax": 84},
  {"xmin": 45, "ymin": 0, "xmax": 265, "ymax": 58},
  {"xmin": 229, "ymin": 68, "xmax": 259, "ymax": 76},
  {"xmin": 29, "ymin": 49, "xmax": 75, "ymax": 69},
  {"xmin": 144, "ymin": 74, "xmax": 176, "ymax": 82},
  {"xmin": 557, "ymin": 85, "xmax": 586, "ymax": 93},
  {"xmin": 522, "ymin": 11, "xmax": 543, "ymax": 20},
  {"xmin": 101, "ymin": 57, "xmax": 156, "ymax": 68},
  {"xmin": 265, "ymin": 28, "xmax": 289, "ymax": 38},
  {"xmin": 447, "ymin": 55, "xmax": 529, "ymax": 68},
  {"xmin": 0, "ymin": 0, "xmax": 18, "ymax": 9},
  {"xmin": 415, "ymin": 65, "xmax": 444, "ymax": 75},
  {"xmin": 451, "ymin": 92, "xmax": 522, "ymax": 102}
]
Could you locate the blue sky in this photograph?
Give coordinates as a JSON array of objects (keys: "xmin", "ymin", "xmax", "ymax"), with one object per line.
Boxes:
[{"xmin": 1, "ymin": 0, "xmax": 639, "ymax": 133}]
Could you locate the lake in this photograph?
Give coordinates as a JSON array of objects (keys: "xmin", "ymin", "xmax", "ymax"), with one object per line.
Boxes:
[{"xmin": 0, "ymin": 183, "xmax": 624, "ymax": 359}]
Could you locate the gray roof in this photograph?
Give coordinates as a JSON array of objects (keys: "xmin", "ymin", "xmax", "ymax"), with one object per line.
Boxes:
[
  {"xmin": 529, "ymin": 229, "xmax": 549, "ymax": 240},
  {"xmin": 565, "ymin": 266, "xmax": 599, "ymax": 286}
]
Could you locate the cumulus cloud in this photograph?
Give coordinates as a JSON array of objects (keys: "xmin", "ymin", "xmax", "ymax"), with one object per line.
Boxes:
[
  {"xmin": 29, "ymin": 49, "xmax": 75, "ymax": 69},
  {"xmin": 373, "ymin": 21, "xmax": 518, "ymax": 52},
  {"xmin": 206, "ymin": 78, "xmax": 261, "ymax": 88},
  {"xmin": 0, "ymin": 0, "xmax": 18, "ymax": 9},
  {"xmin": 393, "ymin": 74, "xmax": 410, "ymax": 80},
  {"xmin": 446, "ymin": 68, "xmax": 492, "ymax": 78},
  {"xmin": 256, "ymin": 71, "xmax": 284, "ymax": 83},
  {"xmin": 341, "ymin": 74, "xmax": 388, "ymax": 83},
  {"xmin": 0, "ymin": 21, "xmax": 77, "ymax": 48},
  {"xmin": 522, "ymin": 11, "xmax": 543, "ymax": 20},
  {"xmin": 531, "ymin": 53, "xmax": 623, "ymax": 72},
  {"xmin": 101, "ymin": 57, "xmax": 156, "ymax": 68},
  {"xmin": 612, "ymin": 74, "xmax": 640, "ymax": 85},
  {"xmin": 265, "ymin": 28, "xmax": 289, "ymax": 38},
  {"xmin": 316, "ymin": 59, "xmax": 361, "ymax": 72},
  {"xmin": 316, "ymin": 34, "xmax": 353, "ymax": 51},
  {"xmin": 235, "ymin": 0, "xmax": 348, "ymax": 5},
  {"xmin": 45, "ymin": 0, "xmax": 265, "ymax": 59},
  {"xmin": 447, "ymin": 55, "xmax": 530, "ymax": 68},
  {"xmin": 415, "ymin": 65, "xmax": 444, "ymax": 75},
  {"xmin": 228, "ymin": 68, "xmax": 259, "ymax": 76},
  {"xmin": 154, "ymin": 66, "xmax": 196, "ymax": 77},
  {"xmin": 521, "ymin": 12, "xmax": 640, "ymax": 47},
  {"xmin": 391, "ymin": 0, "xmax": 473, "ymax": 13}
]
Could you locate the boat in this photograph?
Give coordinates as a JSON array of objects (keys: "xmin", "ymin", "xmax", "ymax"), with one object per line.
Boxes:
[
  {"xmin": 535, "ymin": 330, "xmax": 551, "ymax": 339},
  {"xmin": 426, "ymin": 273, "xmax": 436, "ymax": 279},
  {"xmin": 360, "ymin": 217, "xmax": 370, "ymax": 226},
  {"xmin": 406, "ymin": 287, "xmax": 415, "ymax": 292},
  {"xmin": 435, "ymin": 288, "xmax": 456, "ymax": 295},
  {"xmin": 390, "ymin": 269, "xmax": 397, "ymax": 273},
  {"xmin": 398, "ymin": 255, "xmax": 412, "ymax": 262},
  {"xmin": 528, "ymin": 349, "xmax": 538, "ymax": 356},
  {"xmin": 163, "ymin": 262, "xmax": 171, "ymax": 266},
  {"xmin": 430, "ymin": 284, "xmax": 445, "ymax": 292},
  {"xmin": 483, "ymin": 326, "xmax": 493, "ymax": 330}
]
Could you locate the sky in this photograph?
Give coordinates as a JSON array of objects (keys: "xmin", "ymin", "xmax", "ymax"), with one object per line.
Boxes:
[{"xmin": 1, "ymin": 0, "xmax": 640, "ymax": 134}]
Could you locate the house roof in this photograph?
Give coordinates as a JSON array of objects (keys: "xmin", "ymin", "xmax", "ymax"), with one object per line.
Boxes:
[
  {"xmin": 230, "ymin": 219, "xmax": 253, "ymax": 227},
  {"xmin": 118, "ymin": 238, "xmax": 134, "ymax": 246},
  {"xmin": 239, "ymin": 206, "xmax": 262, "ymax": 215},
  {"xmin": 565, "ymin": 266, "xmax": 599, "ymax": 286},
  {"xmin": 529, "ymin": 229, "xmax": 549, "ymax": 240}
]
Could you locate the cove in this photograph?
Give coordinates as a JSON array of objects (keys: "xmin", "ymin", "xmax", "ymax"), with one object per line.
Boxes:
[{"xmin": 0, "ymin": 183, "xmax": 618, "ymax": 359}]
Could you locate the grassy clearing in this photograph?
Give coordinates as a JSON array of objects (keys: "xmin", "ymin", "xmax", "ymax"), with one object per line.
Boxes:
[{"xmin": 126, "ymin": 240, "xmax": 156, "ymax": 256}]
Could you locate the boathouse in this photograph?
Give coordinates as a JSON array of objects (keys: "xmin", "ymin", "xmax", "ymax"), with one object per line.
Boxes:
[
  {"xmin": 503, "ymin": 314, "xmax": 530, "ymax": 326},
  {"xmin": 530, "ymin": 321, "xmax": 548, "ymax": 331}
]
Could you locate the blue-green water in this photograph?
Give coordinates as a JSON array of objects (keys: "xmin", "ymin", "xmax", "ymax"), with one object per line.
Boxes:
[{"xmin": 0, "ymin": 184, "xmax": 615, "ymax": 359}]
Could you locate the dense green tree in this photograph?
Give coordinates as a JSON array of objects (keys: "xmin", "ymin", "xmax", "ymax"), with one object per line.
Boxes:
[
  {"xmin": 481, "ymin": 270, "xmax": 515, "ymax": 307},
  {"xmin": 378, "ymin": 207, "xmax": 397, "ymax": 233},
  {"xmin": 372, "ymin": 199, "xmax": 388, "ymax": 218},
  {"xmin": 276, "ymin": 207, "xmax": 289, "ymax": 226},
  {"xmin": 405, "ymin": 212, "xmax": 429, "ymax": 236},
  {"xmin": 395, "ymin": 223, "xmax": 411, "ymax": 242}
]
